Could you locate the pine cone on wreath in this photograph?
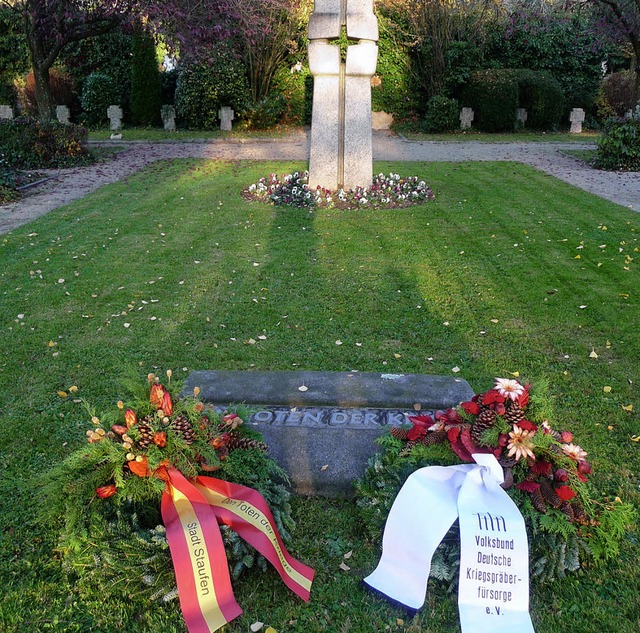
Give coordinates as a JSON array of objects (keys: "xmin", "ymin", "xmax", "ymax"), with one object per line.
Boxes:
[
  {"xmin": 503, "ymin": 401, "xmax": 525, "ymax": 425},
  {"xmin": 530, "ymin": 487, "xmax": 547, "ymax": 513},
  {"xmin": 171, "ymin": 416, "xmax": 196, "ymax": 444},
  {"xmin": 225, "ymin": 433, "xmax": 267, "ymax": 452},
  {"xmin": 539, "ymin": 480, "xmax": 562, "ymax": 508},
  {"xmin": 471, "ymin": 408, "xmax": 496, "ymax": 445},
  {"xmin": 559, "ymin": 502, "xmax": 575, "ymax": 522},
  {"xmin": 137, "ymin": 417, "xmax": 154, "ymax": 449},
  {"xmin": 390, "ymin": 427, "xmax": 410, "ymax": 441}
]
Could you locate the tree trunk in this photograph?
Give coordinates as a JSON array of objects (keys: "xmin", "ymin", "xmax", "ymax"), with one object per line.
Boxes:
[
  {"xmin": 32, "ymin": 62, "xmax": 55, "ymax": 123},
  {"xmin": 27, "ymin": 28, "xmax": 56, "ymax": 123}
]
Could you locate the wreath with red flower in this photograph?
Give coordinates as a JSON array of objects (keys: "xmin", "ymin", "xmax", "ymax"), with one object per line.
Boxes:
[{"xmin": 356, "ymin": 378, "xmax": 636, "ymax": 584}]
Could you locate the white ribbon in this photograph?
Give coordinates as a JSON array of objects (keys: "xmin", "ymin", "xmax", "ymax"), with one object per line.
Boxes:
[{"xmin": 364, "ymin": 453, "xmax": 535, "ymax": 633}]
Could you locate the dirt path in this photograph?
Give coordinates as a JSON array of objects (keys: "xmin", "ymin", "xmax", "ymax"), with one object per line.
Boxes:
[{"xmin": 1, "ymin": 130, "xmax": 638, "ymax": 234}]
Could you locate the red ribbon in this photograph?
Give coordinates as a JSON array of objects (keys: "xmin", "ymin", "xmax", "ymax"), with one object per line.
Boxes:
[{"xmin": 161, "ymin": 468, "xmax": 314, "ymax": 633}]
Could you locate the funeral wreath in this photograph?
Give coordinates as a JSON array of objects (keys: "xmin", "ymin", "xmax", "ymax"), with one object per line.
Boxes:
[
  {"xmin": 47, "ymin": 372, "xmax": 309, "ymax": 612},
  {"xmin": 356, "ymin": 377, "xmax": 635, "ymax": 584}
]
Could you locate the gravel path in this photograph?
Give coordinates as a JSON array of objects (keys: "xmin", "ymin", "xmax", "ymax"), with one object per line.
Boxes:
[{"xmin": 1, "ymin": 130, "xmax": 638, "ymax": 234}]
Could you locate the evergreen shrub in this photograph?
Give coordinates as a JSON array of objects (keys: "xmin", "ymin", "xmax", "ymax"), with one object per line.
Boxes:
[
  {"xmin": 462, "ymin": 70, "xmax": 518, "ymax": 132},
  {"xmin": 240, "ymin": 96, "xmax": 286, "ymax": 130},
  {"xmin": 423, "ymin": 95, "xmax": 460, "ymax": 132},
  {"xmin": 0, "ymin": 117, "xmax": 89, "ymax": 168},
  {"xmin": 514, "ymin": 69, "xmax": 564, "ymax": 130},
  {"xmin": 160, "ymin": 69, "xmax": 178, "ymax": 106},
  {"xmin": 175, "ymin": 53, "xmax": 250, "ymax": 130},
  {"xmin": 596, "ymin": 118, "xmax": 640, "ymax": 172},
  {"xmin": 129, "ymin": 30, "xmax": 162, "ymax": 126},
  {"xmin": 81, "ymin": 72, "xmax": 121, "ymax": 126},
  {"xmin": 271, "ymin": 66, "xmax": 311, "ymax": 125},
  {"xmin": 61, "ymin": 32, "xmax": 132, "ymax": 111},
  {"xmin": 597, "ymin": 71, "xmax": 635, "ymax": 119}
]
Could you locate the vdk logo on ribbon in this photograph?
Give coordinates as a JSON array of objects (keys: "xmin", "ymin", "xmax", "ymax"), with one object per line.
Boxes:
[{"xmin": 364, "ymin": 453, "xmax": 535, "ymax": 633}]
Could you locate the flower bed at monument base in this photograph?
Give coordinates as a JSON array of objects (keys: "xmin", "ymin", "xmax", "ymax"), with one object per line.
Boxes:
[{"xmin": 244, "ymin": 171, "xmax": 435, "ymax": 209}]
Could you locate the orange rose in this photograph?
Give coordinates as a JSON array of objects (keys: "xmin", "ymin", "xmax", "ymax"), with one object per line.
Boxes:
[
  {"xmin": 161, "ymin": 391, "xmax": 173, "ymax": 416},
  {"xmin": 128, "ymin": 456, "xmax": 151, "ymax": 477},
  {"xmin": 153, "ymin": 431, "xmax": 167, "ymax": 448},
  {"xmin": 149, "ymin": 383, "xmax": 165, "ymax": 408},
  {"xmin": 96, "ymin": 484, "xmax": 117, "ymax": 498},
  {"xmin": 124, "ymin": 409, "xmax": 137, "ymax": 428}
]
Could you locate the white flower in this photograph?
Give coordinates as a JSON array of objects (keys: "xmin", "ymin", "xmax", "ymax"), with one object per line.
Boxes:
[
  {"xmin": 494, "ymin": 377, "xmax": 525, "ymax": 401},
  {"xmin": 562, "ymin": 443, "xmax": 588, "ymax": 461}
]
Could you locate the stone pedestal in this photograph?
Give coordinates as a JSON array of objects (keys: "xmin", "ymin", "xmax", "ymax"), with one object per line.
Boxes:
[
  {"xmin": 570, "ymin": 108, "xmax": 585, "ymax": 133},
  {"xmin": 308, "ymin": 0, "xmax": 379, "ymax": 191},
  {"xmin": 0, "ymin": 105, "xmax": 14, "ymax": 120},
  {"xmin": 218, "ymin": 106, "xmax": 234, "ymax": 131},
  {"xmin": 56, "ymin": 105, "xmax": 70, "ymax": 124},
  {"xmin": 161, "ymin": 105, "xmax": 176, "ymax": 131},
  {"xmin": 460, "ymin": 107, "xmax": 474, "ymax": 130},
  {"xmin": 107, "ymin": 105, "xmax": 123, "ymax": 130}
]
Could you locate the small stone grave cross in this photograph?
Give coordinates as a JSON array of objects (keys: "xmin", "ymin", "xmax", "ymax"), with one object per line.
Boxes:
[
  {"xmin": 0, "ymin": 105, "xmax": 14, "ymax": 120},
  {"xmin": 107, "ymin": 105, "xmax": 123, "ymax": 131},
  {"xmin": 161, "ymin": 105, "xmax": 176, "ymax": 132},
  {"xmin": 516, "ymin": 108, "xmax": 528, "ymax": 126},
  {"xmin": 569, "ymin": 108, "xmax": 585, "ymax": 134},
  {"xmin": 218, "ymin": 106, "xmax": 234, "ymax": 131},
  {"xmin": 460, "ymin": 107, "xmax": 474, "ymax": 130},
  {"xmin": 56, "ymin": 105, "xmax": 70, "ymax": 124}
]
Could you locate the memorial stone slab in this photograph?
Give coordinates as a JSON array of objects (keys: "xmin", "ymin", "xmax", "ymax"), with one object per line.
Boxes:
[
  {"xmin": 460, "ymin": 107, "xmax": 474, "ymax": 130},
  {"xmin": 569, "ymin": 108, "xmax": 585, "ymax": 134},
  {"xmin": 184, "ymin": 370, "xmax": 473, "ymax": 495},
  {"xmin": 107, "ymin": 105, "xmax": 123, "ymax": 131},
  {"xmin": 56, "ymin": 105, "xmax": 70, "ymax": 124},
  {"xmin": 161, "ymin": 105, "xmax": 176, "ymax": 131},
  {"xmin": 0, "ymin": 105, "xmax": 14, "ymax": 120},
  {"xmin": 218, "ymin": 106, "xmax": 234, "ymax": 131}
]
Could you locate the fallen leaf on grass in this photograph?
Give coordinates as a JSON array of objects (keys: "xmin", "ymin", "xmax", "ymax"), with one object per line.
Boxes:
[
  {"xmin": 339, "ymin": 562, "xmax": 351, "ymax": 571},
  {"xmin": 603, "ymin": 386, "xmax": 612, "ymax": 393},
  {"xmin": 265, "ymin": 628, "xmax": 278, "ymax": 633},
  {"xmin": 320, "ymin": 464, "xmax": 329, "ymax": 471},
  {"xmin": 298, "ymin": 385, "xmax": 308, "ymax": 392},
  {"xmin": 452, "ymin": 367, "xmax": 460, "ymax": 373},
  {"xmin": 57, "ymin": 391, "xmax": 67, "ymax": 398},
  {"xmin": 622, "ymin": 404, "xmax": 633, "ymax": 412},
  {"xmin": 631, "ymin": 436, "xmax": 640, "ymax": 443},
  {"xmin": 589, "ymin": 349, "xmax": 598, "ymax": 359},
  {"xmin": 343, "ymin": 550, "xmax": 353, "ymax": 559},
  {"xmin": 250, "ymin": 622, "xmax": 263, "ymax": 632}
]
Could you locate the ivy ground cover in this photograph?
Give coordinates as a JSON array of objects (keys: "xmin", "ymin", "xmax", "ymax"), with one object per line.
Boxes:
[{"xmin": 0, "ymin": 159, "xmax": 638, "ymax": 632}]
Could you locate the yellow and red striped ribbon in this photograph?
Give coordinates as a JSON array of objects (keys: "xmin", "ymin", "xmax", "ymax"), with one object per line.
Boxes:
[{"xmin": 161, "ymin": 468, "xmax": 314, "ymax": 633}]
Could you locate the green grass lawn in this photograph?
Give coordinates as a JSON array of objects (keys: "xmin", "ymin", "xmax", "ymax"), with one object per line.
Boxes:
[
  {"xmin": 0, "ymin": 159, "xmax": 638, "ymax": 632},
  {"xmin": 399, "ymin": 130, "xmax": 599, "ymax": 143},
  {"xmin": 88, "ymin": 125, "xmax": 301, "ymax": 142}
]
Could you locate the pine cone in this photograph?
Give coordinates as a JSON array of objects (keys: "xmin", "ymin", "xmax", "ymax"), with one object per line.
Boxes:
[
  {"xmin": 530, "ymin": 487, "xmax": 547, "ymax": 513},
  {"xmin": 572, "ymin": 502, "xmax": 587, "ymax": 525},
  {"xmin": 390, "ymin": 427, "xmax": 410, "ymax": 441},
  {"xmin": 503, "ymin": 401, "xmax": 525, "ymax": 425},
  {"xmin": 471, "ymin": 408, "xmax": 496, "ymax": 445},
  {"xmin": 420, "ymin": 430, "xmax": 448, "ymax": 446},
  {"xmin": 559, "ymin": 502, "xmax": 575, "ymax": 522},
  {"xmin": 540, "ymin": 480, "xmax": 562, "ymax": 508},
  {"xmin": 171, "ymin": 416, "xmax": 196, "ymax": 444},
  {"xmin": 226, "ymin": 433, "xmax": 267, "ymax": 452},
  {"xmin": 137, "ymin": 418, "xmax": 154, "ymax": 449},
  {"xmin": 399, "ymin": 440, "xmax": 417, "ymax": 457}
]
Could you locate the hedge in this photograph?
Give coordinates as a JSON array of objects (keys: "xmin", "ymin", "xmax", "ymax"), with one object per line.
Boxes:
[
  {"xmin": 0, "ymin": 117, "xmax": 90, "ymax": 169},
  {"xmin": 596, "ymin": 118, "xmax": 640, "ymax": 171}
]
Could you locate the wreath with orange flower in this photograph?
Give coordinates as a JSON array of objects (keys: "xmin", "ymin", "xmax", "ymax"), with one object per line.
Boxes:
[
  {"xmin": 47, "ymin": 372, "xmax": 295, "ymax": 603},
  {"xmin": 355, "ymin": 378, "xmax": 635, "ymax": 584}
]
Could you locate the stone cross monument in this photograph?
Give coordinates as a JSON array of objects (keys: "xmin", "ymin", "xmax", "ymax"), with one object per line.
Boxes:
[{"xmin": 308, "ymin": 0, "xmax": 378, "ymax": 191}]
